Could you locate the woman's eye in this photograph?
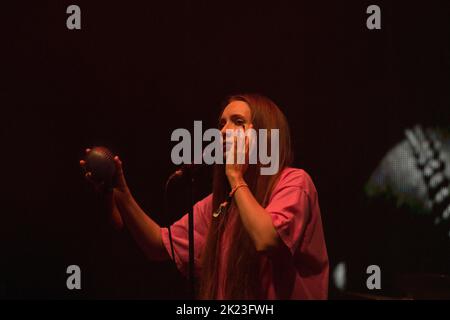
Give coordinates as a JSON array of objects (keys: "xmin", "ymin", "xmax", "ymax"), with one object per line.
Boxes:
[{"xmin": 235, "ymin": 119, "xmax": 244, "ymax": 125}]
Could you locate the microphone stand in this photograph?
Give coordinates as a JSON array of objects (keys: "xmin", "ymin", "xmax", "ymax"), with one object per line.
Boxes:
[
  {"xmin": 165, "ymin": 167, "xmax": 196, "ymax": 299},
  {"xmin": 165, "ymin": 173, "xmax": 177, "ymax": 265},
  {"xmin": 187, "ymin": 169, "xmax": 196, "ymax": 299}
]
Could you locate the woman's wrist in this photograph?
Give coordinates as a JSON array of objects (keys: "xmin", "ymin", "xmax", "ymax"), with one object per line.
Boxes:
[
  {"xmin": 113, "ymin": 188, "xmax": 133, "ymax": 206},
  {"xmin": 227, "ymin": 174, "xmax": 246, "ymax": 189}
]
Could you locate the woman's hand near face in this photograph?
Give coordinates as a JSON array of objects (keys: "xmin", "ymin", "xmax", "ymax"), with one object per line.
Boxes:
[{"xmin": 225, "ymin": 126, "xmax": 252, "ymax": 188}]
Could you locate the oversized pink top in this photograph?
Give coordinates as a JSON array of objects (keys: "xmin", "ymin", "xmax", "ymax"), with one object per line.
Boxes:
[{"xmin": 160, "ymin": 167, "xmax": 329, "ymax": 299}]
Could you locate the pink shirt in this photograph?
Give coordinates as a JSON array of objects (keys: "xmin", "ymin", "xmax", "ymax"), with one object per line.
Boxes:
[{"xmin": 160, "ymin": 167, "xmax": 329, "ymax": 299}]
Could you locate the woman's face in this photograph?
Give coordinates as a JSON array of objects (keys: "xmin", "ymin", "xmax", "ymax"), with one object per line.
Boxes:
[
  {"xmin": 219, "ymin": 100, "xmax": 252, "ymax": 134},
  {"xmin": 219, "ymin": 100, "xmax": 253, "ymax": 159}
]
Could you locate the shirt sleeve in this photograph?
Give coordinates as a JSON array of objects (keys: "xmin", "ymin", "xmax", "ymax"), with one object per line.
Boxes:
[
  {"xmin": 265, "ymin": 169, "xmax": 320, "ymax": 256},
  {"xmin": 160, "ymin": 194, "xmax": 212, "ymax": 277}
]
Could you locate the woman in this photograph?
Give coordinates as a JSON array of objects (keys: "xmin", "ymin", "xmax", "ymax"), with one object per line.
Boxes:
[{"xmin": 81, "ymin": 93, "xmax": 329, "ymax": 299}]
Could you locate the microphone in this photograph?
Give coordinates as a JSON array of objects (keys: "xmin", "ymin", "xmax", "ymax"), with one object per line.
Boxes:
[
  {"xmin": 83, "ymin": 146, "xmax": 117, "ymax": 190},
  {"xmin": 168, "ymin": 148, "xmax": 210, "ymax": 180},
  {"xmin": 168, "ymin": 164, "xmax": 202, "ymax": 181}
]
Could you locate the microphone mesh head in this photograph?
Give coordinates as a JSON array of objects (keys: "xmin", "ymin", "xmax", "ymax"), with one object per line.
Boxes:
[{"xmin": 84, "ymin": 146, "xmax": 117, "ymax": 189}]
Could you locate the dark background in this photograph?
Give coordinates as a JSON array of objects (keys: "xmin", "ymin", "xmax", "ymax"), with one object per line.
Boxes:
[{"xmin": 1, "ymin": 1, "xmax": 449, "ymax": 299}]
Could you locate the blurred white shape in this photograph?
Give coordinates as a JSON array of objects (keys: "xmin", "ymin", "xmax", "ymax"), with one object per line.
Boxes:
[
  {"xmin": 333, "ymin": 262, "xmax": 347, "ymax": 291},
  {"xmin": 424, "ymin": 166, "xmax": 433, "ymax": 178},
  {"xmin": 434, "ymin": 217, "xmax": 441, "ymax": 225},
  {"xmin": 430, "ymin": 173, "xmax": 444, "ymax": 188},
  {"xmin": 443, "ymin": 205, "xmax": 450, "ymax": 220},
  {"xmin": 435, "ymin": 187, "xmax": 449, "ymax": 204},
  {"xmin": 429, "ymin": 159, "xmax": 440, "ymax": 170},
  {"xmin": 366, "ymin": 126, "xmax": 450, "ymax": 216},
  {"xmin": 435, "ymin": 190, "xmax": 444, "ymax": 203}
]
